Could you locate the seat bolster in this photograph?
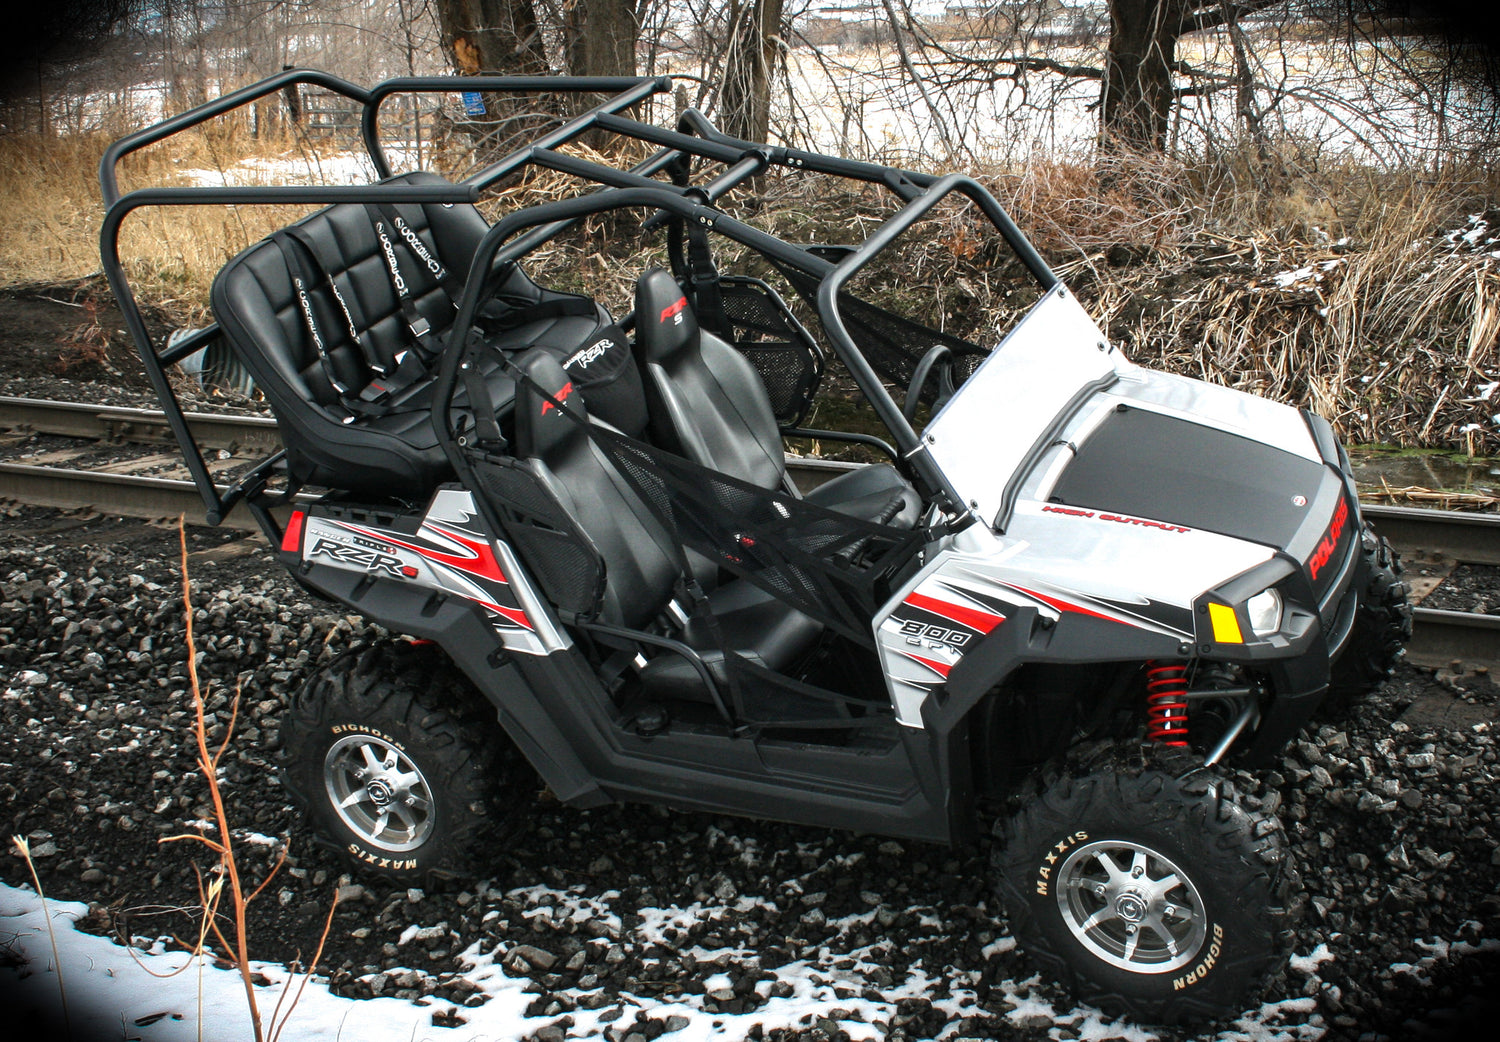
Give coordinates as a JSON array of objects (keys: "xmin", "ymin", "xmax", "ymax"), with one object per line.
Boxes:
[{"xmin": 803, "ymin": 463, "xmax": 922, "ymax": 529}]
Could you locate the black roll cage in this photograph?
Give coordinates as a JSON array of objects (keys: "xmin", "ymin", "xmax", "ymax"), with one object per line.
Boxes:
[{"xmin": 99, "ymin": 69, "xmax": 1058, "ymax": 540}]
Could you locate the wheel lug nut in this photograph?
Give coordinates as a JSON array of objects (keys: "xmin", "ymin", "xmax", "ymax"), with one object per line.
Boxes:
[{"xmin": 1131, "ymin": 866, "xmax": 1144, "ymax": 878}]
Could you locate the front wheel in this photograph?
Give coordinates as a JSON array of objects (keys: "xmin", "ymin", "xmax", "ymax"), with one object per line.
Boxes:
[
  {"xmin": 280, "ymin": 641, "xmax": 528, "ymax": 882},
  {"xmin": 993, "ymin": 747, "xmax": 1297, "ymax": 1025},
  {"xmin": 1325, "ymin": 524, "xmax": 1411, "ymax": 714}
]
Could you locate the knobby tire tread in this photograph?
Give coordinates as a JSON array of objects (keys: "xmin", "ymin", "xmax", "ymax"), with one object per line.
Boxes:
[{"xmin": 992, "ymin": 744, "xmax": 1298, "ymax": 1025}]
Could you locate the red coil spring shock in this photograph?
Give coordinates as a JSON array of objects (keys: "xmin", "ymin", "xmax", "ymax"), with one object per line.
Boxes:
[{"xmin": 1145, "ymin": 661, "xmax": 1190, "ymax": 746}]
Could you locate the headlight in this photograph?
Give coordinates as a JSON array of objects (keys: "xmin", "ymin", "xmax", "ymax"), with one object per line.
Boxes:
[{"xmin": 1246, "ymin": 588, "xmax": 1283, "ymax": 637}]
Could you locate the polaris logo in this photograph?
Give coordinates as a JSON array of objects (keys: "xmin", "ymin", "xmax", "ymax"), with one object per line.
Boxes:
[
  {"xmin": 309, "ymin": 536, "xmax": 418, "ymax": 579},
  {"xmin": 565, "ymin": 340, "xmax": 615, "ymax": 370},
  {"xmin": 1308, "ymin": 498, "xmax": 1350, "ymax": 581}
]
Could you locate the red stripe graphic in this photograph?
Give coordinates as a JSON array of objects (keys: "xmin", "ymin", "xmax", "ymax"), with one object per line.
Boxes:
[
  {"xmin": 904, "ymin": 591, "xmax": 1005, "ymax": 634},
  {"xmin": 903, "ymin": 653, "xmax": 953, "ymax": 678},
  {"xmin": 346, "ymin": 523, "xmax": 506, "ymax": 583},
  {"xmin": 1005, "ymin": 584, "xmax": 1123, "ymax": 624},
  {"xmin": 472, "ymin": 597, "xmax": 533, "ymax": 631}
]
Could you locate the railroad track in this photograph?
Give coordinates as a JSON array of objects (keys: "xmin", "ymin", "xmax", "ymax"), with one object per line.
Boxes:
[{"xmin": 2, "ymin": 395, "xmax": 1496, "ymax": 667}]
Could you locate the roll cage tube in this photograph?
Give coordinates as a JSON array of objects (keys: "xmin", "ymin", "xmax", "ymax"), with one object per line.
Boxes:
[
  {"xmin": 97, "ymin": 71, "xmax": 672, "ymax": 535},
  {"xmin": 433, "ymin": 186, "xmax": 840, "ymax": 482},
  {"xmin": 99, "ymin": 182, "xmax": 480, "ymax": 533},
  {"xmin": 437, "ymin": 176, "xmax": 1064, "ymax": 522},
  {"xmin": 363, "ymin": 76, "xmax": 672, "ymax": 183},
  {"xmin": 814, "ymin": 173, "xmax": 1058, "ymax": 513}
]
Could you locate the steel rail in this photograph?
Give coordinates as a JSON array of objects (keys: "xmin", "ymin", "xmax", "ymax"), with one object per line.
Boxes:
[
  {"xmin": 1405, "ymin": 607, "xmax": 1500, "ymax": 669},
  {"xmin": 0, "ymin": 452, "xmax": 1493, "ymax": 663},
  {"xmin": 1362, "ymin": 503, "xmax": 1500, "ymax": 566},
  {"xmin": 0, "ymin": 462, "xmax": 272, "ymax": 533},
  {"xmin": 4, "ymin": 403, "xmax": 1495, "ymax": 562},
  {"xmin": 0, "ymin": 397, "xmax": 282, "ymax": 457}
]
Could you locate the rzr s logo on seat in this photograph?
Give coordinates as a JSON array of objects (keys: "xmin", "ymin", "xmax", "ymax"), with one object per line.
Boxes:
[
  {"xmin": 309, "ymin": 537, "xmax": 417, "ymax": 579},
  {"xmin": 540, "ymin": 381, "xmax": 574, "ymax": 415}
]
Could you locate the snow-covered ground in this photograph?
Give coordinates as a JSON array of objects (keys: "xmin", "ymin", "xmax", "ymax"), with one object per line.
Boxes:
[{"xmin": 3, "ymin": 879, "xmax": 1355, "ymax": 1042}]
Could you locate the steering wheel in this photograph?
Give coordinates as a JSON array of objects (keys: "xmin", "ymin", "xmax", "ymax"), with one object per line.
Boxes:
[{"xmin": 902, "ymin": 344, "xmax": 958, "ymax": 424}]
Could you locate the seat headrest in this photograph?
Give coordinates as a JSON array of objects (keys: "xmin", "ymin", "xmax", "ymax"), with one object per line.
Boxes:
[
  {"xmin": 514, "ymin": 348, "xmax": 590, "ymax": 462},
  {"xmin": 634, "ymin": 268, "xmax": 698, "ymax": 363}
]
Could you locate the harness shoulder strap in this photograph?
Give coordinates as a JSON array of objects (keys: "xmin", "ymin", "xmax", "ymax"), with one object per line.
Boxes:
[{"xmin": 281, "ymin": 224, "xmax": 387, "ymax": 376}]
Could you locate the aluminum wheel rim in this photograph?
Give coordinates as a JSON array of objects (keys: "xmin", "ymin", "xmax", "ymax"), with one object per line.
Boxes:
[
  {"xmin": 1055, "ymin": 838, "xmax": 1207, "ymax": 974},
  {"xmin": 323, "ymin": 733, "xmax": 434, "ymax": 853}
]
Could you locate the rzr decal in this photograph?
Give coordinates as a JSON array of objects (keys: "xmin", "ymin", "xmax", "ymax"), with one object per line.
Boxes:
[
  {"xmin": 309, "ymin": 537, "xmax": 418, "ymax": 579},
  {"xmin": 565, "ymin": 338, "xmax": 617, "ymax": 371},
  {"xmin": 660, "ymin": 295, "xmax": 688, "ymax": 324},
  {"xmin": 344, "ymin": 521, "xmax": 505, "ymax": 584},
  {"xmin": 304, "ymin": 517, "xmax": 533, "ymax": 633}
]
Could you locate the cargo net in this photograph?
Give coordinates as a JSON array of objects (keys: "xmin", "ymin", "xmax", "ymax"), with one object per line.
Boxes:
[
  {"xmin": 471, "ymin": 454, "xmax": 605, "ymax": 617},
  {"xmin": 772, "ymin": 261, "xmax": 987, "ymax": 404},
  {"xmin": 716, "ymin": 276, "xmax": 824, "ymax": 428},
  {"xmin": 584, "ymin": 422, "xmax": 923, "ymax": 647}
]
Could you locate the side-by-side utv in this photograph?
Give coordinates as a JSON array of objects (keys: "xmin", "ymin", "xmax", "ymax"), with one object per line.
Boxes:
[{"xmin": 100, "ymin": 70, "xmax": 1410, "ymax": 1023}]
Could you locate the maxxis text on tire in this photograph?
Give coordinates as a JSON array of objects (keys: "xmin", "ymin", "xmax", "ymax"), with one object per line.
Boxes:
[
  {"xmin": 993, "ymin": 745, "xmax": 1297, "ymax": 1025},
  {"xmin": 279, "ymin": 640, "xmax": 528, "ymax": 883},
  {"xmin": 1326, "ymin": 525, "xmax": 1412, "ymax": 714}
]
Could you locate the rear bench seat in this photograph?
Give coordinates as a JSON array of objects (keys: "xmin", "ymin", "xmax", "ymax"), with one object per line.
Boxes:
[{"xmin": 211, "ymin": 171, "xmax": 611, "ymax": 499}]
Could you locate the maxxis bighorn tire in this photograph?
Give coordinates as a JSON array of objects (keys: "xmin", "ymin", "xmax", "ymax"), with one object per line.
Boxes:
[
  {"xmin": 280, "ymin": 641, "xmax": 526, "ymax": 883},
  {"xmin": 993, "ymin": 746, "xmax": 1297, "ymax": 1025},
  {"xmin": 1327, "ymin": 524, "xmax": 1412, "ymax": 712}
]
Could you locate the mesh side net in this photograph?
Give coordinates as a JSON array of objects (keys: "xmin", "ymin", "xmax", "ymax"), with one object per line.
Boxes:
[
  {"xmin": 471, "ymin": 455, "xmax": 604, "ymax": 617},
  {"xmin": 585, "ymin": 422, "xmax": 922, "ymax": 647},
  {"xmin": 716, "ymin": 277, "xmax": 824, "ymax": 428},
  {"xmin": 773, "ymin": 262, "xmax": 988, "ymax": 403}
]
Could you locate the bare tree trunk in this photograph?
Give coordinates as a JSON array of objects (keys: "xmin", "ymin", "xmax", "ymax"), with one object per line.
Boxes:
[
  {"xmin": 564, "ymin": 0, "xmax": 638, "ymax": 79},
  {"xmin": 433, "ymin": 0, "xmax": 548, "ymax": 76},
  {"xmin": 719, "ymin": 0, "xmax": 785, "ymax": 144},
  {"xmin": 1102, "ymin": 0, "xmax": 1189, "ymax": 151}
]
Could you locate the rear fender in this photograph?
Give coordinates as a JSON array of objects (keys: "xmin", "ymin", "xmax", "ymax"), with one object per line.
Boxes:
[{"xmin": 287, "ymin": 557, "xmax": 608, "ymax": 808}]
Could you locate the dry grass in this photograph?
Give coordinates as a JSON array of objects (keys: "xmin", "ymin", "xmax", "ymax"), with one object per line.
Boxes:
[{"xmin": 3, "ymin": 122, "xmax": 1497, "ymax": 454}]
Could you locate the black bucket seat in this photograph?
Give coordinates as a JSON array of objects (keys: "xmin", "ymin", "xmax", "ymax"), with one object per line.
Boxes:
[
  {"xmin": 510, "ymin": 349, "xmax": 822, "ymax": 701},
  {"xmin": 211, "ymin": 171, "xmax": 609, "ymax": 499},
  {"xmin": 632, "ymin": 268, "xmax": 922, "ymax": 528}
]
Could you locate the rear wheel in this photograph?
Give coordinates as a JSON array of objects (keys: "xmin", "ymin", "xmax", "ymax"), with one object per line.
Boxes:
[
  {"xmin": 280, "ymin": 641, "xmax": 529, "ymax": 882},
  {"xmin": 993, "ymin": 746, "xmax": 1297, "ymax": 1024},
  {"xmin": 1326, "ymin": 525, "xmax": 1411, "ymax": 713}
]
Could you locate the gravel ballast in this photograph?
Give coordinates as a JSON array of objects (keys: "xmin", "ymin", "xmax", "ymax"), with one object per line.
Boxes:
[{"xmin": 2, "ymin": 505, "xmax": 1499, "ymax": 1041}]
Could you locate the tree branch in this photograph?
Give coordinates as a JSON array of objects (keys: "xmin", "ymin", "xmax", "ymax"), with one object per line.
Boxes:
[{"xmin": 1191, "ymin": 0, "xmax": 1286, "ymax": 35}]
